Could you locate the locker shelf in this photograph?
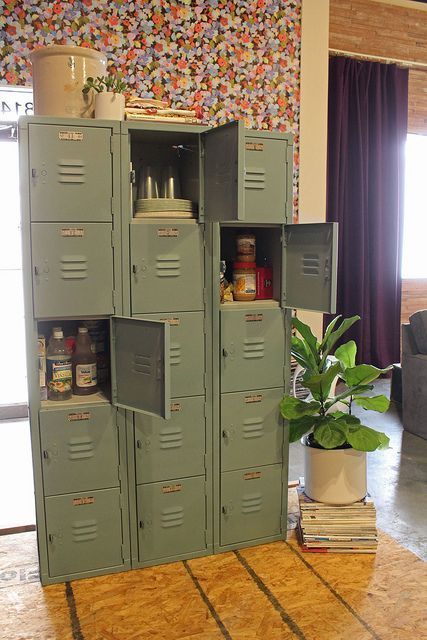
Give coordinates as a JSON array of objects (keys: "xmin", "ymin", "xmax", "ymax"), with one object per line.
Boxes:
[
  {"xmin": 221, "ymin": 300, "xmax": 280, "ymax": 310},
  {"xmin": 40, "ymin": 389, "xmax": 110, "ymax": 410}
]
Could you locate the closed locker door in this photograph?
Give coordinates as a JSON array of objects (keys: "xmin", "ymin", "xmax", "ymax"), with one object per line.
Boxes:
[
  {"xmin": 221, "ymin": 464, "xmax": 282, "ymax": 547},
  {"xmin": 221, "ymin": 388, "xmax": 283, "ymax": 472},
  {"xmin": 130, "ymin": 220, "xmax": 204, "ymax": 313},
  {"xmin": 137, "ymin": 476, "xmax": 206, "ymax": 562},
  {"xmin": 136, "ymin": 312, "xmax": 205, "ymax": 398},
  {"xmin": 40, "ymin": 405, "xmax": 118, "ymax": 496},
  {"xmin": 135, "ymin": 396, "xmax": 206, "ymax": 484},
  {"xmin": 31, "ymin": 223, "xmax": 114, "ymax": 318},
  {"xmin": 244, "ymin": 136, "xmax": 288, "ymax": 223},
  {"xmin": 28, "ymin": 123, "xmax": 113, "ymax": 222},
  {"xmin": 45, "ymin": 488, "xmax": 123, "ymax": 577},
  {"xmin": 221, "ymin": 308, "xmax": 285, "ymax": 393}
]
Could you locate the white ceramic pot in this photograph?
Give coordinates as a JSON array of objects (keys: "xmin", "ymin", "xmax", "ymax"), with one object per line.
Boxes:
[
  {"xmin": 30, "ymin": 45, "xmax": 106, "ymax": 118},
  {"xmin": 303, "ymin": 439, "xmax": 367, "ymax": 504},
  {"xmin": 95, "ymin": 92, "xmax": 125, "ymax": 120}
]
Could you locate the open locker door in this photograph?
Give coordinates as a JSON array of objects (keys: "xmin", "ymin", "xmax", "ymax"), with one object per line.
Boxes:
[
  {"xmin": 204, "ymin": 121, "xmax": 244, "ymax": 221},
  {"xmin": 111, "ymin": 316, "xmax": 170, "ymax": 419},
  {"xmin": 283, "ymin": 222, "xmax": 338, "ymax": 313}
]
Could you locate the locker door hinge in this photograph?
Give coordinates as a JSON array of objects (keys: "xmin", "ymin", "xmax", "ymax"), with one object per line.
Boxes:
[
  {"xmin": 280, "ymin": 515, "xmax": 287, "ymax": 533},
  {"xmin": 203, "ymin": 287, "xmax": 208, "ymax": 306},
  {"xmin": 121, "ymin": 543, "xmax": 126, "ymax": 563},
  {"xmin": 204, "ymin": 530, "xmax": 208, "ymax": 546},
  {"xmin": 203, "ymin": 372, "xmax": 208, "ymax": 391},
  {"xmin": 112, "ymin": 290, "xmax": 118, "ymax": 311},
  {"xmin": 111, "ymin": 196, "xmax": 115, "ymax": 217},
  {"xmin": 130, "ymin": 169, "xmax": 136, "ymax": 184},
  {"xmin": 117, "ymin": 464, "xmax": 121, "ymax": 485},
  {"xmin": 111, "ymin": 229, "xmax": 115, "ymax": 247},
  {"xmin": 203, "ymin": 453, "xmax": 208, "ymax": 471},
  {"xmin": 283, "ymin": 365, "xmax": 287, "ymax": 383},
  {"xmin": 282, "ymin": 230, "xmax": 288, "ymax": 248}
]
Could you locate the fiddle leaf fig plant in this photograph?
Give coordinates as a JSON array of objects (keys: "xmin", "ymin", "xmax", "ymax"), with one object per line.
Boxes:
[{"xmin": 280, "ymin": 315, "xmax": 391, "ymax": 452}]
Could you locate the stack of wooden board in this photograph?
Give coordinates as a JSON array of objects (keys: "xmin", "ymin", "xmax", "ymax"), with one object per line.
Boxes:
[{"xmin": 298, "ymin": 487, "xmax": 378, "ymax": 554}]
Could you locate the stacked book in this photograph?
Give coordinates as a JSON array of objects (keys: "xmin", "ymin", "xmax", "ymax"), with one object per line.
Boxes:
[{"xmin": 298, "ymin": 488, "xmax": 378, "ymax": 553}]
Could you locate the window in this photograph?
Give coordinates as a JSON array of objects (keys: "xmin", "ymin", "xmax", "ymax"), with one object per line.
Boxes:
[{"xmin": 401, "ymin": 133, "xmax": 427, "ymax": 279}]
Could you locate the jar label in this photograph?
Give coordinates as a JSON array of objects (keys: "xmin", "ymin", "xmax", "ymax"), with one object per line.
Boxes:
[
  {"xmin": 46, "ymin": 358, "xmax": 72, "ymax": 393},
  {"xmin": 234, "ymin": 273, "xmax": 256, "ymax": 295},
  {"xmin": 76, "ymin": 363, "xmax": 97, "ymax": 388}
]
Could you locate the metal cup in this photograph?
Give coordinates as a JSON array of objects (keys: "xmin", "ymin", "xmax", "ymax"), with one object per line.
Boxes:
[
  {"xmin": 161, "ymin": 165, "xmax": 181, "ymax": 199},
  {"xmin": 138, "ymin": 165, "xmax": 160, "ymax": 199}
]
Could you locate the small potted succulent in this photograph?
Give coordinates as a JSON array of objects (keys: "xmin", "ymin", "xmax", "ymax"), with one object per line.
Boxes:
[
  {"xmin": 82, "ymin": 74, "xmax": 127, "ymax": 120},
  {"xmin": 280, "ymin": 315, "xmax": 391, "ymax": 504}
]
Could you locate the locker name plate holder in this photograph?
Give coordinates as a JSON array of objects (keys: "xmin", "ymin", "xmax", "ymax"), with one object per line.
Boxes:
[
  {"xmin": 73, "ymin": 496, "xmax": 94, "ymax": 506},
  {"xmin": 162, "ymin": 483, "xmax": 182, "ymax": 493},
  {"xmin": 59, "ymin": 131, "xmax": 84, "ymax": 141},
  {"xmin": 157, "ymin": 228, "xmax": 179, "ymax": 237},
  {"xmin": 60, "ymin": 228, "xmax": 84, "ymax": 237},
  {"xmin": 68, "ymin": 412, "xmax": 91, "ymax": 421},
  {"xmin": 245, "ymin": 394, "xmax": 263, "ymax": 403},
  {"xmin": 244, "ymin": 471, "xmax": 262, "ymax": 480}
]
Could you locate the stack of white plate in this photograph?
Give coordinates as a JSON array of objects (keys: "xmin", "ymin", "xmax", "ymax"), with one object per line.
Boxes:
[{"xmin": 134, "ymin": 198, "xmax": 197, "ymax": 218}]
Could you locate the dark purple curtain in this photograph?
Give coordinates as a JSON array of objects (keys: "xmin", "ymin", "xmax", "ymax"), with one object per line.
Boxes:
[{"xmin": 326, "ymin": 57, "xmax": 408, "ymax": 368}]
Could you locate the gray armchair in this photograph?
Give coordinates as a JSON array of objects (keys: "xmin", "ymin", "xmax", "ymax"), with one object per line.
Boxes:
[{"xmin": 402, "ymin": 310, "xmax": 427, "ymax": 440}]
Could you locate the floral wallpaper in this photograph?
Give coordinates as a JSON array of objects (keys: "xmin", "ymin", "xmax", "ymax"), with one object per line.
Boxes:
[{"xmin": 0, "ymin": 0, "xmax": 301, "ymax": 214}]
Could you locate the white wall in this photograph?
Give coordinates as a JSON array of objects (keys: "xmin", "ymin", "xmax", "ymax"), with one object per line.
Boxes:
[{"xmin": 298, "ymin": 0, "xmax": 330, "ymax": 339}]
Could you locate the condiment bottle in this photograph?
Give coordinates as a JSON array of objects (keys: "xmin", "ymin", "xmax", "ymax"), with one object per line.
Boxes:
[
  {"xmin": 46, "ymin": 327, "xmax": 72, "ymax": 401},
  {"xmin": 72, "ymin": 327, "xmax": 98, "ymax": 395},
  {"xmin": 233, "ymin": 262, "xmax": 257, "ymax": 301}
]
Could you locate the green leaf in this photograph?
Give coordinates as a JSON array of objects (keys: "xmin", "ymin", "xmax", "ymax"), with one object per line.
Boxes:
[
  {"xmin": 344, "ymin": 364, "xmax": 392, "ymax": 387},
  {"xmin": 334, "ymin": 340, "xmax": 357, "ymax": 370},
  {"xmin": 320, "ymin": 315, "xmax": 360, "ymax": 366},
  {"xmin": 346, "ymin": 424, "xmax": 389, "ymax": 451},
  {"xmin": 320, "ymin": 315, "xmax": 342, "ymax": 350},
  {"xmin": 288, "ymin": 415, "xmax": 319, "ymax": 443},
  {"xmin": 313, "ymin": 417, "xmax": 348, "ymax": 449},
  {"xmin": 302, "ymin": 362, "xmax": 341, "ymax": 402},
  {"xmin": 353, "ymin": 394, "xmax": 390, "ymax": 413},
  {"xmin": 279, "ymin": 395, "xmax": 321, "ymax": 420},
  {"xmin": 291, "ymin": 335, "xmax": 317, "ymax": 372},
  {"xmin": 292, "ymin": 317, "xmax": 320, "ymax": 365}
]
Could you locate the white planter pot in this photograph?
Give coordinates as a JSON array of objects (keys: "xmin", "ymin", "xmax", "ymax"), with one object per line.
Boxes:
[
  {"xmin": 95, "ymin": 92, "xmax": 125, "ymax": 120},
  {"xmin": 303, "ymin": 439, "xmax": 367, "ymax": 505}
]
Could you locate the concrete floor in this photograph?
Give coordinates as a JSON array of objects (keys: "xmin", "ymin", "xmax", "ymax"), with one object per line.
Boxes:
[{"xmin": 288, "ymin": 379, "xmax": 427, "ymax": 561}]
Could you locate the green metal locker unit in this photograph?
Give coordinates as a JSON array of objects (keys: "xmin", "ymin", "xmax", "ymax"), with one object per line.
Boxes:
[
  {"xmin": 20, "ymin": 116, "xmax": 337, "ymax": 584},
  {"xmin": 20, "ymin": 117, "xmax": 171, "ymax": 585},
  {"xmin": 120, "ymin": 122, "xmax": 213, "ymax": 569}
]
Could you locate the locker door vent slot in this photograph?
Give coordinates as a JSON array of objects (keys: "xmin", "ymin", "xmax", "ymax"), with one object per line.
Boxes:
[
  {"xmin": 161, "ymin": 506, "xmax": 184, "ymax": 528},
  {"xmin": 58, "ymin": 159, "xmax": 86, "ymax": 184},
  {"xmin": 68, "ymin": 436, "xmax": 94, "ymax": 460},
  {"xmin": 72, "ymin": 519, "xmax": 98, "ymax": 542},
  {"xmin": 243, "ymin": 417, "xmax": 264, "ymax": 439},
  {"xmin": 242, "ymin": 492, "xmax": 263, "ymax": 514},
  {"xmin": 243, "ymin": 338, "xmax": 265, "ymax": 359},
  {"xmin": 302, "ymin": 254, "xmax": 320, "ymax": 276},
  {"xmin": 245, "ymin": 167, "xmax": 266, "ymax": 190},
  {"xmin": 156, "ymin": 255, "xmax": 181, "ymax": 278},
  {"xmin": 170, "ymin": 343, "xmax": 181, "ymax": 366},
  {"xmin": 159, "ymin": 427, "xmax": 183, "ymax": 450},
  {"xmin": 133, "ymin": 354, "xmax": 152, "ymax": 375},
  {"xmin": 60, "ymin": 255, "xmax": 88, "ymax": 280}
]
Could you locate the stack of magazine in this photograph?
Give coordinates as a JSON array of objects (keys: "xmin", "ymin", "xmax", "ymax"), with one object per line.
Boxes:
[{"xmin": 298, "ymin": 487, "xmax": 378, "ymax": 554}]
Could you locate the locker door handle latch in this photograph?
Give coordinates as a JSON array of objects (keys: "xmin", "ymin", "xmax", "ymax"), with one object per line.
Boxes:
[
  {"xmin": 222, "ymin": 348, "xmax": 228, "ymax": 357},
  {"xmin": 222, "ymin": 504, "xmax": 233, "ymax": 516}
]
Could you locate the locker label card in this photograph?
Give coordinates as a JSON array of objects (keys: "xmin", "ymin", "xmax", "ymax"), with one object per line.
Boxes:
[
  {"xmin": 245, "ymin": 313, "xmax": 263, "ymax": 322},
  {"xmin": 162, "ymin": 483, "xmax": 182, "ymax": 493},
  {"xmin": 60, "ymin": 228, "xmax": 84, "ymax": 237},
  {"xmin": 170, "ymin": 402, "xmax": 182, "ymax": 412},
  {"xmin": 73, "ymin": 496, "xmax": 94, "ymax": 506},
  {"xmin": 245, "ymin": 142, "xmax": 264, "ymax": 152},
  {"xmin": 244, "ymin": 471, "xmax": 262, "ymax": 480},
  {"xmin": 245, "ymin": 394, "xmax": 263, "ymax": 404},
  {"xmin": 68, "ymin": 411, "xmax": 91, "ymax": 422},
  {"xmin": 157, "ymin": 228, "xmax": 179, "ymax": 237},
  {"xmin": 59, "ymin": 130, "xmax": 84, "ymax": 141},
  {"xmin": 160, "ymin": 317, "xmax": 180, "ymax": 326}
]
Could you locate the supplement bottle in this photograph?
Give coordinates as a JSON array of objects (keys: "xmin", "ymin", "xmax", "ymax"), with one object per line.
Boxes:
[
  {"xmin": 72, "ymin": 327, "xmax": 98, "ymax": 396},
  {"xmin": 46, "ymin": 327, "xmax": 72, "ymax": 401}
]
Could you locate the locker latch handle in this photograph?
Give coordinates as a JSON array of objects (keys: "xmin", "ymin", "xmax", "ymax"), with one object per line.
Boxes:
[
  {"xmin": 222, "ymin": 348, "xmax": 228, "ymax": 357},
  {"xmin": 136, "ymin": 440, "xmax": 142, "ymax": 449},
  {"xmin": 139, "ymin": 520, "xmax": 144, "ymax": 529},
  {"xmin": 222, "ymin": 429, "xmax": 231, "ymax": 439},
  {"xmin": 324, "ymin": 258, "xmax": 330, "ymax": 282},
  {"xmin": 42, "ymin": 450, "xmax": 49, "ymax": 459},
  {"xmin": 222, "ymin": 504, "xmax": 233, "ymax": 516},
  {"xmin": 48, "ymin": 534, "xmax": 54, "ymax": 543},
  {"xmin": 132, "ymin": 264, "xmax": 141, "ymax": 274},
  {"xmin": 34, "ymin": 266, "xmax": 40, "ymax": 276}
]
